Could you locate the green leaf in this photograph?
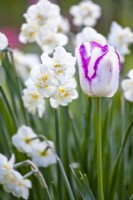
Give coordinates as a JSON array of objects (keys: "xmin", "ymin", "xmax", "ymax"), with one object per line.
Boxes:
[
  {"xmin": 70, "ymin": 166, "xmax": 95, "ymax": 200},
  {"xmin": 52, "ymin": 181, "xmax": 60, "ymax": 200},
  {"xmin": 124, "ymin": 183, "xmax": 129, "ymax": 200},
  {"xmin": 109, "ymin": 118, "xmax": 133, "ymax": 200},
  {"xmin": 129, "ymin": 194, "xmax": 133, "ymax": 200}
]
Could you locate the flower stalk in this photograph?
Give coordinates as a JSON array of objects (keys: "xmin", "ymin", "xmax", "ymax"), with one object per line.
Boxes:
[{"xmin": 96, "ymin": 98, "xmax": 104, "ymax": 200}]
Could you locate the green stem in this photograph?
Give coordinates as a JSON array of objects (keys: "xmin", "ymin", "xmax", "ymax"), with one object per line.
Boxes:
[
  {"xmin": 57, "ymin": 157, "xmax": 75, "ymax": 200},
  {"xmin": 55, "ymin": 108, "xmax": 62, "ymax": 158},
  {"xmin": 0, "ymin": 86, "xmax": 18, "ymax": 128},
  {"xmin": 67, "ymin": 108, "xmax": 81, "ymax": 162},
  {"xmin": 14, "ymin": 160, "xmax": 47, "ymax": 189},
  {"xmin": 55, "ymin": 108, "xmax": 63, "ymax": 199},
  {"xmin": 16, "ymin": 78, "xmax": 29, "ymax": 125},
  {"xmin": 96, "ymin": 98, "xmax": 104, "ymax": 200}
]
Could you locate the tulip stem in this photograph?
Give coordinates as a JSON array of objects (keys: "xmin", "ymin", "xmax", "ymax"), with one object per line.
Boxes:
[{"xmin": 96, "ymin": 98, "xmax": 104, "ymax": 200}]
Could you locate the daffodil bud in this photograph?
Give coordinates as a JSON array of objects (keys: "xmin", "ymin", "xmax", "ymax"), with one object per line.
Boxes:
[{"xmin": 76, "ymin": 41, "xmax": 121, "ymax": 97}]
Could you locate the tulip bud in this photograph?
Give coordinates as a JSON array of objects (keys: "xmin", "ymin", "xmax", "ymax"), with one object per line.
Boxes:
[{"xmin": 76, "ymin": 41, "xmax": 121, "ymax": 97}]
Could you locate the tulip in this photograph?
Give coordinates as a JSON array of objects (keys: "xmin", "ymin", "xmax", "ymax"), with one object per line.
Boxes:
[
  {"xmin": 76, "ymin": 41, "xmax": 121, "ymax": 200},
  {"xmin": 76, "ymin": 41, "xmax": 121, "ymax": 97}
]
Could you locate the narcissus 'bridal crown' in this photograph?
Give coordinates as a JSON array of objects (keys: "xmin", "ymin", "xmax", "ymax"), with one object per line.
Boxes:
[
  {"xmin": 76, "ymin": 41, "xmax": 121, "ymax": 97},
  {"xmin": 70, "ymin": 0, "xmax": 101, "ymax": 27},
  {"xmin": 122, "ymin": 69, "xmax": 133, "ymax": 102}
]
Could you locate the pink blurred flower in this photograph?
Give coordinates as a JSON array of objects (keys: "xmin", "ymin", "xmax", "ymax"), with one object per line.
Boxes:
[
  {"xmin": 1, "ymin": 27, "xmax": 20, "ymax": 49},
  {"xmin": 28, "ymin": 0, "xmax": 38, "ymax": 4}
]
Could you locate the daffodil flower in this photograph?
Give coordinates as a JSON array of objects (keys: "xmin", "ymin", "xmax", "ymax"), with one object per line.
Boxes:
[
  {"xmin": 12, "ymin": 125, "xmax": 39, "ymax": 154},
  {"xmin": 70, "ymin": 0, "xmax": 101, "ymax": 27},
  {"xmin": 122, "ymin": 69, "xmax": 133, "ymax": 102},
  {"xmin": 108, "ymin": 21, "xmax": 133, "ymax": 62},
  {"xmin": 30, "ymin": 141, "xmax": 57, "ymax": 167}
]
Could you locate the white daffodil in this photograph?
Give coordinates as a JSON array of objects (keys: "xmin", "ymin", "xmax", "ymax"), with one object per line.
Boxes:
[
  {"xmin": 36, "ymin": 26, "xmax": 68, "ymax": 54},
  {"xmin": 108, "ymin": 21, "xmax": 133, "ymax": 62},
  {"xmin": 29, "ymin": 64, "xmax": 58, "ymax": 97},
  {"xmin": 13, "ymin": 49, "xmax": 40, "ymax": 81},
  {"xmin": 0, "ymin": 154, "xmax": 15, "ymax": 184},
  {"xmin": 12, "ymin": 125, "xmax": 39, "ymax": 154},
  {"xmin": 19, "ymin": 0, "xmax": 69, "ymax": 52},
  {"xmin": 3, "ymin": 170, "xmax": 32, "ymax": 200},
  {"xmin": 22, "ymin": 88, "xmax": 45, "ymax": 118},
  {"xmin": 50, "ymin": 78, "xmax": 78, "ymax": 108},
  {"xmin": 76, "ymin": 27, "xmax": 107, "ymax": 46},
  {"xmin": 30, "ymin": 141, "xmax": 57, "ymax": 167},
  {"xmin": 70, "ymin": 0, "xmax": 101, "ymax": 27},
  {"xmin": 122, "ymin": 69, "xmax": 133, "ymax": 102},
  {"xmin": 0, "ymin": 32, "xmax": 8, "ymax": 51},
  {"xmin": 19, "ymin": 23, "xmax": 38, "ymax": 44},
  {"xmin": 24, "ymin": 0, "xmax": 60, "ymax": 29},
  {"xmin": 57, "ymin": 16, "xmax": 70, "ymax": 33},
  {"xmin": 41, "ymin": 46, "xmax": 76, "ymax": 83}
]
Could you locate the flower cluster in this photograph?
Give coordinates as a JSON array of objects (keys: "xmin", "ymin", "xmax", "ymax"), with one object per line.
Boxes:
[
  {"xmin": 12, "ymin": 125, "xmax": 57, "ymax": 167},
  {"xmin": 19, "ymin": 0, "xmax": 69, "ymax": 54},
  {"xmin": 24, "ymin": 46, "xmax": 78, "ymax": 110},
  {"xmin": 108, "ymin": 21, "xmax": 133, "ymax": 62},
  {"xmin": 70, "ymin": 0, "xmax": 101, "ymax": 27},
  {"xmin": 122, "ymin": 69, "xmax": 133, "ymax": 102},
  {"xmin": 13, "ymin": 49, "xmax": 40, "ymax": 81},
  {"xmin": 0, "ymin": 153, "xmax": 31, "ymax": 199}
]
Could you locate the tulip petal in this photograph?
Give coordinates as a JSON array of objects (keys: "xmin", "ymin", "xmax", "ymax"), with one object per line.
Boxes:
[{"xmin": 91, "ymin": 51, "xmax": 120, "ymax": 97}]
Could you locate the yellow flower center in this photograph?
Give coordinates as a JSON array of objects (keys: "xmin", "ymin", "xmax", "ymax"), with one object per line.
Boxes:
[
  {"xmin": 18, "ymin": 181, "xmax": 24, "ymax": 186},
  {"xmin": 29, "ymin": 31, "xmax": 36, "ymax": 39},
  {"xmin": 45, "ymin": 35, "xmax": 54, "ymax": 44},
  {"xmin": 54, "ymin": 64, "xmax": 61, "ymax": 68},
  {"xmin": 59, "ymin": 87, "xmax": 65, "ymax": 93},
  {"xmin": 36, "ymin": 75, "xmax": 49, "ymax": 88},
  {"xmin": 58, "ymin": 70, "xmax": 63, "ymax": 74},
  {"xmin": 31, "ymin": 91, "xmax": 40, "ymax": 100},
  {"xmin": 64, "ymin": 92, "xmax": 69, "ymax": 97},
  {"xmin": 24, "ymin": 137, "xmax": 31, "ymax": 144},
  {"xmin": 41, "ymin": 75, "xmax": 48, "ymax": 81},
  {"xmin": 40, "ymin": 150, "xmax": 48, "ymax": 157},
  {"xmin": 4, "ymin": 163, "xmax": 10, "ymax": 170}
]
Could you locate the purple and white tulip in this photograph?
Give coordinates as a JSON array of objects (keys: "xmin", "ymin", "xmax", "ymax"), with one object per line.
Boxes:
[{"xmin": 76, "ymin": 41, "xmax": 121, "ymax": 97}]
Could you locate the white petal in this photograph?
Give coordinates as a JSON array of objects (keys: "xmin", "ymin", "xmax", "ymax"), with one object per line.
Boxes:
[
  {"xmin": 0, "ymin": 32, "xmax": 8, "ymax": 50},
  {"xmin": 128, "ymin": 69, "xmax": 133, "ymax": 79},
  {"xmin": 91, "ymin": 51, "xmax": 120, "ymax": 97},
  {"xmin": 122, "ymin": 79, "xmax": 133, "ymax": 91},
  {"xmin": 41, "ymin": 53, "xmax": 54, "ymax": 66},
  {"xmin": 56, "ymin": 33, "xmax": 68, "ymax": 46},
  {"xmin": 124, "ymin": 90, "xmax": 133, "ymax": 102},
  {"xmin": 50, "ymin": 98, "xmax": 59, "ymax": 108}
]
